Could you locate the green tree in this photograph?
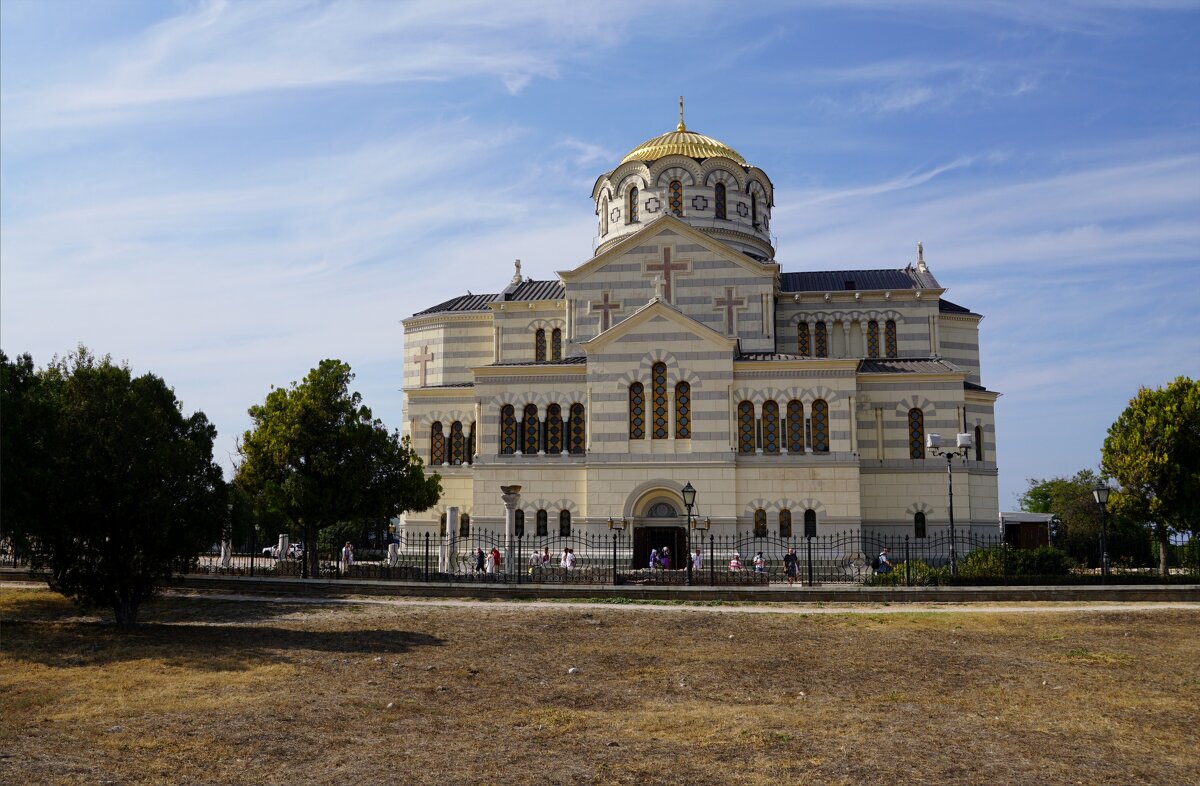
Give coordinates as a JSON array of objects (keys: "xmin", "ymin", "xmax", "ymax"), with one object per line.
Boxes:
[
  {"xmin": 1102, "ymin": 376, "xmax": 1200, "ymax": 575},
  {"xmin": 236, "ymin": 359, "xmax": 439, "ymax": 576},
  {"xmin": 1019, "ymin": 470, "xmax": 1151, "ymax": 568},
  {"xmin": 1, "ymin": 347, "xmax": 226, "ymax": 625}
]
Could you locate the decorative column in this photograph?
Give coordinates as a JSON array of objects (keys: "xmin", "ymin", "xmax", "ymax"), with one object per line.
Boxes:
[
  {"xmin": 500, "ymin": 486, "xmax": 522, "ymax": 572},
  {"xmin": 841, "ymin": 321, "xmax": 851, "ymax": 358}
]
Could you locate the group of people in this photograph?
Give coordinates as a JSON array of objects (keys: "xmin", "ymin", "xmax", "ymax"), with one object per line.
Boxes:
[
  {"xmin": 472, "ymin": 546, "xmax": 504, "ymax": 573},
  {"xmin": 526, "ymin": 547, "xmax": 576, "ymax": 570}
]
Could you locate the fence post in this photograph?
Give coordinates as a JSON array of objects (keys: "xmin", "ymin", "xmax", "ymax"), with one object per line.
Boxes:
[
  {"xmin": 424, "ymin": 531, "xmax": 430, "ymax": 582},
  {"xmin": 612, "ymin": 532, "xmax": 618, "ymax": 586},
  {"xmin": 1001, "ymin": 537, "xmax": 1008, "ymax": 583},
  {"xmin": 905, "ymin": 535, "xmax": 911, "ymax": 587},
  {"xmin": 709, "ymin": 534, "xmax": 715, "ymax": 586},
  {"xmin": 806, "ymin": 535, "xmax": 814, "ymax": 586}
]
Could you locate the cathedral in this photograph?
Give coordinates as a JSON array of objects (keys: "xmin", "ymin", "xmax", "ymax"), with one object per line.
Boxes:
[{"xmin": 399, "ymin": 106, "xmax": 1000, "ymax": 557}]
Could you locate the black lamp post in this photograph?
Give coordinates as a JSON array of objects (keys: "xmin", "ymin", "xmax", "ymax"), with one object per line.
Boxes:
[
  {"xmin": 682, "ymin": 482, "xmax": 697, "ymax": 585},
  {"xmin": 927, "ymin": 432, "xmax": 973, "ymax": 576},
  {"xmin": 1092, "ymin": 481, "xmax": 1111, "ymax": 579},
  {"xmin": 608, "ymin": 516, "xmax": 628, "ymax": 585}
]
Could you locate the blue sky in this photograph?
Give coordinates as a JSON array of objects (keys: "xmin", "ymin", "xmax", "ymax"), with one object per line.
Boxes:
[{"xmin": 2, "ymin": 0, "xmax": 1197, "ymax": 509}]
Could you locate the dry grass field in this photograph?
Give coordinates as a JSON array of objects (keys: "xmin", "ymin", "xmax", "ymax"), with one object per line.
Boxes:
[{"xmin": 1, "ymin": 586, "xmax": 1198, "ymax": 786}]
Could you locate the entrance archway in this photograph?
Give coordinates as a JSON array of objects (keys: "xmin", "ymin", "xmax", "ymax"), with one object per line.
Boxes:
[{"xmin": 632, "ymin": 498, "xmax": 686, "ymax": 570}]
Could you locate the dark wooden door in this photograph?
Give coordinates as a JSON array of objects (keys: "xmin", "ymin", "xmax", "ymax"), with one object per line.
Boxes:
[{"xmin": 633, "ymin": 525, "xmax": 686, "ymax": 569}]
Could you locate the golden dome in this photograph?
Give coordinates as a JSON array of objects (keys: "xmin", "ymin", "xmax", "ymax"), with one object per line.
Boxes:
[
  {"xmin": 619, "ymin": 97, "xmax": 746, "ymax": 166},
  {"xmin": 619, "ymin": 129, "xmax": 747, "ymax": 166}
]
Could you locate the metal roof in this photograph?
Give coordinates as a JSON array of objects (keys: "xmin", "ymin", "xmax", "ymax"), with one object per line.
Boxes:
[
  {"xmin": 939, "ymin": 299, "xmax": 980, "ymax": 316},
  {"xmin": 487, "ymin": 356, "xmax": 588, "ymax": 367},
  {"xmin": 780, "ymin": 268, "xmax": 940, "ymax": 292},
  {"xmin": 858, "ymin": 359, "xmax": 961, "ymax": 374},
  {"xmin": 413, "ymin": 292, "xmax": 498, "ymax": 315},
  {"xmin": 413, "ymin": 279, "xmax": 564, "ymax": 317},
  {"xmin": 737, "ymin": 352, "xmax": 808, "ymax": 361},
  {"xmin": 506, "ymin": 279, "xmax": 565, "ymax": 302}
]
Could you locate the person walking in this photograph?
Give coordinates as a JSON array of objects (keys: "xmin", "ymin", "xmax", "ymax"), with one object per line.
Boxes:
[
  {"xmin": 649, "ymin": 548, "xmax": 659, "ymax": 569},
  {"xmin": 753, "ymin": 551, "xmax": 766, "ymax": 573},
  {"xmin": 340, "ymin": 542, "xmax": 354, "ymax": 574},
  {"xmin": 474, "ymin": 547, "xmax": 486, "ymax": 572},
  {"xmin": 660, "ymin": 546, "xmax": 671, "ymax": 570},
  {"xmin": 784, "ymin": 547, "xmax": 799, "ymax": 586},
  {"xmin": 728, "ymin": 552, "xmax": 743, "ymax": 571},
  {"xmin": 490, "ymin": 546, "xmax": 502, "ymax": 573},
  {"xmin": 691, "ymin": 548, "xmax": 703, "ymax": 571}
]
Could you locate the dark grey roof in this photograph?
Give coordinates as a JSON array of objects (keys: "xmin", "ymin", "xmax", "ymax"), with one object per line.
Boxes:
[
  {"xmin": 964, "ymin": 381, "xmax": 988, "ymax": 391},
  {"xmin": 781, "ymin": 268, "xmax": 940, "ymax": 292},
  {"xmin": 737, "ymin": 352, "xmax": 808, "ymax": 361},
  {"xmin": 506, "ymin": 279, "xmax": 564, "ymax": 302},
  {"xmin": 939, "ymin": 299, "xmax": 980, "ymax": 316},
  {"xmin": 418, "ymin": 382, "xmax": 476, "ymax": 388},
  {"xmin": 488, "ymin": 356, "xmax": 588, "ymax": 367},
  {"xmin": 413, "ymin": 292, "xmax": 498, "ymax": 315},
  {"xmin": 858, "ymin": 359, "xmax": 960, "ymax": 374}
]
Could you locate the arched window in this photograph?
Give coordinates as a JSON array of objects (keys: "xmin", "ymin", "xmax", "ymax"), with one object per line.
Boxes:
[
  {"xmin": 762, "ymin": 400, "xmax": 780, "ymax": 455},
  {"xmin": 629, "ymin": 383, "xmax": 645, "ymax": 440},
  {"xmin": 811, "ymin": 399, "xmax": 829, "ymax": 453},
  {"xmin": 499, "ymin": 406, "xmax": 516, "ymax": 455},
  {"xmin": 430, "ymin": 421, "xmax": 445, "ymax": 465},
  {"xmin": 534, "ymin": 329, "xmax": 546, "ymax": 362},
  {"xmin": 536, "ymin": 509, "xmax": 548, "ymax": 537},
  {"xmin": 628, "ymin": 187, "xmax": 639, "ymax": 223},
  {"xmin": 974, "ymin": 425, "xmax": 984, "ymax": 461},
  {"xmin": 467, "ymin": 422, "xmax": 476, "ymax": 464},
  {"xmin": 914, "ymin": 511, "xmax": 927, "ymax": 539},
  {"xmin": 652, "ymin": 362, "xmax": 668, "ymax": 439},
  {"xmin": 459, "ymin": 513, "xmax": 470, "ymax": 537},
  {"xmin": 449, "ymin": 421, "xmax": 465, "ymax": 465},
  {"xmin": 515, "ymin": 509, "xmax": 525, "ymax": 538},
  {"xmin": 815, "ymin": 323, "xmax": 828, "ymax": 358},
  {"xmin": 569, "ymin": 403, "xmax": 586, "ymax": 454},
  {"xmin": 551, "ymin": 328, "xmax": 562, "ymax": 361},
  {"xmin": 804, "ymin": 509, "xmax": 817, "ymax": 538},
  {"xmin": 779, "ymin": 509, "xmax": 792, "ymax": 538},
  {"xmin": 753, "ymin": 509, "xmax": 767, "ymax": 537},
  {"xmin": 908, "ymin": 408, "xmax": 925, "ymax": 459},
  {"xmin": 885, "ymin": 320, "xmax": 898, "ymax": 358},
  {"xmin": 715, "ymin": 182, "xmax": 727, "ymax": 219},
  {"xmin": 559, "ymin": 510, "xmax": 571, "ymax": 537},
  {"xmin": 787, "ymin": 400, "xmax": 805, "ymax": 453},
  {"xmin": 751, "ymin": 192, "xmax": 758, "ymax": 226},
  {"xmin": 600, "ymin": 196, "xmax": 609, "ymax": 234},
  {"xmin": 675, "ymin": 381, "xmax": 690, "ymax": 439},
  {"xmin": 737, "ymin": 401, "xmax": 756, "ymax": 454},
  {"xmin": 668, "ymin": 180, "xmax": 683, "ymax": 217},
  {"xmin": 522, "ymin": 404, "xmax": 539, "ymax": 455},
  {"xmin": 797, "ymin": 323, "xmax": 811, "ymax": 356},
  {"xmin": 867, "ymin": 320, "xmax": 880, "ymax": 358},
  {"xmin": 546, "ymin": 403, "xmax": 563, "ymax": 454}
]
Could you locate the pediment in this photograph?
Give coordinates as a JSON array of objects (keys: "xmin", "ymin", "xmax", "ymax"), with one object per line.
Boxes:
[{"xmin": 580, "ymin": 297, "xmax": 738, "ymax": 353}]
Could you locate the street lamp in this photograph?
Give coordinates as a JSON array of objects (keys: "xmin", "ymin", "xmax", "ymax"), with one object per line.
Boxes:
[
  {"xmin": 926, "ymin": 432, "xmax": 973, "ymax": 576},
  {"xmin": 682, "ymin": 482, "xmax": 697, "ymax": 585},
  {"xmin": 608, "ymin": 516, "xmax": 628, "ymax": 585},
  {"xmin": 1092, "ymin": 481, "xmax": 1111, "ymax": 579}
]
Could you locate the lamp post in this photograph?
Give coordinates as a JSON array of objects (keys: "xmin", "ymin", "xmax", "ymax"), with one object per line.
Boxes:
[
  {"xmin": 926, "ymin": 432, "xmax": 973, "ymax": 577},
  {"xmin": 1092, "ymin": 481, "xmax": 1111, "ymax": 579},
  {"xmin": 682, "ymin": 482, "xmax": 697, "ymax": 585},
  {"xmin": 608, "ymin": 516, "xmax": 628, "ymax": 585}
]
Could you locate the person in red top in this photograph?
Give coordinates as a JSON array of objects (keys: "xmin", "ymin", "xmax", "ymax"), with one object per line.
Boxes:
[{"xmin": 490, "ymin": 547, "xmax": 502, "ymax": 572}]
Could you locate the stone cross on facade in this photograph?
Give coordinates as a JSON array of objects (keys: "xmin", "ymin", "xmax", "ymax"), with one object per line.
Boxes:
[
  {"xmin": 645, "ymin": 247, "xmax": 689, "ymax": 302},
  {"xmin": 590, "ymin": 291, "xmax": 622, "ymax": 332},
  {"xmin": 414, "ymin": 345, "xmax": 435, "ymax": 387},
  {"xmin": 713, "ymin": 287, "xmax": 746, "ymax": 335}
]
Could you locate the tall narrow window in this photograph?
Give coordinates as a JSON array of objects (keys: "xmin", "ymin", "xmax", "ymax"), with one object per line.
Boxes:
[
  {"xmin": 629, "ymin": 383, "xmax": 645, "ymax": 440},
  {"xmin": 628, "ymin": 187, "xmax": 638, "ymax": 223},
  {"xmin": 974, "ymin": 425, "xmax": 984, "ymax": 461},
  {"xmin": 914, "ymin": 511, "xmax": 927, "ymax": 539},
  {"xmin": 652, "ymin": 362, "xmax": 668, "ymax": 439},
  {"xmin": 908, "ymin": 408, "xmax": 925, "ymax": 459},
  {"xmin": 797, "ymin": 323, "xmax": 810, "ymax": 356},
  {"xmin": 523, "ymin": 404, "xmax": 539, "ymax": 455},
  {"xmin": 449, "ymin": 421, "xmax": 465, "ymax": 465},
  {"xmin": 762, "ymin": 400, "xmax": 780, "ymax": 455},
  {"xmin": 811, "ymin": 399, "xmax": 829, "ymax": 453},
  {"xmin": 787, "ymin": 400, "xmax": 804, "ymax": 453},
  {"xmin": 753, "ymin": 509, "xmax": 767, "ymax": 537},
  {"xmin": 551, "ymin": 328, "xmax": 562, "ymax": 361},
  {"xmin": 715, "ymin": 182, "xmax": 727, "ymax": 219},
  {"xmin": 430, "ymin": 421, "xmax": 445, "ymax": 465},
  {"xmin": 535, "ymin": 329, "xmax": 546, "ymax": 362},
  {"xmin": 515, "ymin": 509, "xmax": 525, "ymax": 538},
  {"xmin": 737, "ymin": 401, "xmax": 756, "ymax": 454},
  {"xmin": 536, "ymin": 509, "xmax": 548, "ymax": 537},
  {"xmin": 885, "ymin": 320, "xmax": 898, "ymax": 358},
  {"xmin": 867, "ymin": 320, "xmax": 880, "ymax": 358},
  {"xmin": 815, "ymin": 323, "xmax": 828, "ymax": 358},
  {"xmin": 546, "ymin": 403, "xmax": 563, "ymax": 454},
  {"xmin": 459, "ymin": 513, "xmax": 470, "ymax": 537},
  {"xmin": 600, "ymin": 196, "xmax": 609, "ymax": 235},
  {"xmin": 779, "ymin": 509, "xmax": 792, "ymax": 538},
  {"xmin": 668, "ymin": 180, "xmax": 683, "ymax": 217},
  {"xmin": 500, "ymin": 405, "xmax": 516, "ymax": 454},
  {"xmin": 674, "ymin": 381, "xmax": 691, "ymax": 439},
  {"xmin": 467, "ymin": 422, "xmax": 476, "ymax": 464},
  {"xmin": 804, "ymin": 509, "xmax": 817, "ymax": 538},
  {"xmin": 559, "ymin": 510, "xmax": 571, "ymax": 537},
  {"xmin": 751, "ymin": 192, "xmax": 758, "ymax": 226},
  {"xmin": 569, "ymin": 403, "xmax": 586, "ymax": 455}
]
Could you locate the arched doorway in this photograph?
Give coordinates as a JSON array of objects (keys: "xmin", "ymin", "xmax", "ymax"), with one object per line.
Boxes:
[{"xmin": 633, "ymin": 500, "xmax": 686, "ymax": 569}]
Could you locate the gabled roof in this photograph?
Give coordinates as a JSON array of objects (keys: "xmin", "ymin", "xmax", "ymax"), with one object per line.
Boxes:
[
  {"xmin": 413, "ymin": 292, "xmax": 498, "ymax": 315},
  {"xmin": 505, "ymin": 279, "xmax": 565, "ymax": 302},
  {"xmin": 411, "ymin": 279, "xmax": 564, "ymax": 317},
  {"xmin": 858, "ymin": 359, "xmax": 962, "ymax": 374},
  {"xmin": 780, "ymin": 267, "xmax": 940, "ymax": 292}
]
